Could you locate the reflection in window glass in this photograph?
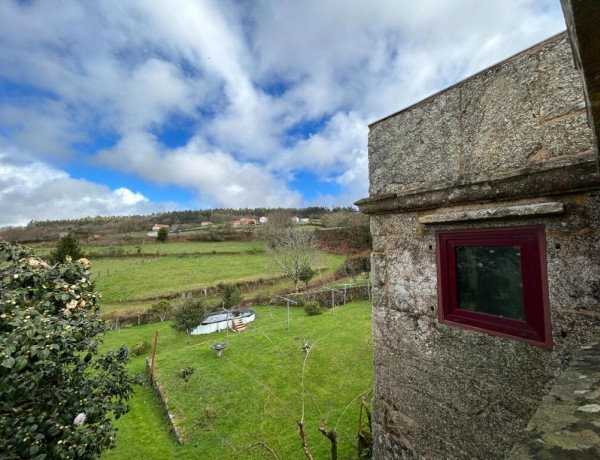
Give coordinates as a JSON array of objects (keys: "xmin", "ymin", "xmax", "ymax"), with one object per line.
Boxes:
[{"xmin": 455, "ymin": 246, "xmax": 524, "ymax": 320}]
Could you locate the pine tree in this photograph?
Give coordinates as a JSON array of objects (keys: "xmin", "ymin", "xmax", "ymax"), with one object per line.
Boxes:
[{"xmin": 49, "ymin": 233, "xmax": 84, "ymax": 264}]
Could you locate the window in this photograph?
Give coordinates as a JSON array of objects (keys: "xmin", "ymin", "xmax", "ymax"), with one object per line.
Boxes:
[{"xmin": 436, "ymin": 225, "xmax": 552, "ymax": 348}]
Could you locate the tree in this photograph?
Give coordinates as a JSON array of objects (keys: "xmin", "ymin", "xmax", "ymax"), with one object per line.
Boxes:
[
  {"xmin": 49, "ymin": 233, "xmax": 84, "ymax": 264},
  {"xmin": 218, "ymin": 283, "xmax": 242, "ymax": 309},
  {"xmin": 148, "ymin": 299, "xmax": 173, "ymax": 322},
  {"xmin": 157, "ymin": 227, "xmax": 168, "ymax": 242},
  {"xmin": 266, "ymin": 228, "xmax": 322, "ymax": 292},
  {"xmin": 0, "ymin": 242, "xmax": 136, "ymax": 459},
  {"xmin": 341, "ymin": 254, "xmax": 371, "ymax": 280},
  {"xmin": 299, "ymin": 266, "xmax": 315, "ymax": 288},
  {"xmin": 171, "ymin": 297, "xmax": 207, "ymax": 344},
  {"xmin": 265, "ymin": 209, "xmax": 295, "ymax": 229}
]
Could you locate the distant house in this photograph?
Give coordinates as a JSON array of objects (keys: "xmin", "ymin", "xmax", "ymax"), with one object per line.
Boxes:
[
  {"xmin": 147, "ymin": 232, "xmax": 158, "ymax": 237},
  {"xmin": 291, "ymin": 216, "xmax": 309, "ymax": 224},
  {"xmin": 200, "ymin": 221, "xmax": 213, "ymax": 227},
  {"xmin": 152, "ymin": 224, "xmax": 170, "ymax": 232},
  {"xmin": 231, "ymin": 218, "xmax": 256, "ymax": 227},
  {"xmin": 259, "ymin": 216, "xmax": 268, "ymax": 224}
]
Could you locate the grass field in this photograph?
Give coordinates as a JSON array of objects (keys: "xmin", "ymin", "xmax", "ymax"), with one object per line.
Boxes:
[
  {"xmin": 31, "ymin": 241, "xmax": 265, "ymax": 257},
  {"xmin": 94, "ymin": 253, "xmax": 344, "ymax": 305},
  {"xmin": 101, "ymin": 301, "xmax": 373, "ymax": 460},
  {"xmin": 28, "ymin": 241, "xmax": 345, "ymax": 311}
]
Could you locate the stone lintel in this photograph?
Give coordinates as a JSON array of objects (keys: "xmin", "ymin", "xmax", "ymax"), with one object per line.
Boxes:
[
  {"xmin": 418, "ymin": 202, "xmax": 565, "ymax": 225},
  {"xmin": 356, "ymin": 153, "xmax": 600, "ymax": 215}
]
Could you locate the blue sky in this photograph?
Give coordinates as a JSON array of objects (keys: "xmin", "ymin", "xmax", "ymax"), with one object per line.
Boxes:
[{"xmin": 0, "ymin": 0, "xmax": 566, "ymax": 226}]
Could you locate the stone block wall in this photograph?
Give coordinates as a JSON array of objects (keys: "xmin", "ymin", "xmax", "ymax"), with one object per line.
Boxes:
[
  {"xmin": 359, "ymin": 32, "xmax": 600, "ymax": 460},
  {"xmin": 367, "ymin": 33, "xmax": 594, "ymax": 200}
]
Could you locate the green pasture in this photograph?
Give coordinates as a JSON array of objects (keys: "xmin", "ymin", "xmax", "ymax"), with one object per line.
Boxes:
[
  {"xmin": 31, "ymin": 241, "xmax": 265, "ymax": 257},
  {"xmin": 101, "ymin": 301, "xmax": 373, "ymax": 460},
  {"xmin": 93, "ymin": 253, "xmax": 344, "ymax": 304}
]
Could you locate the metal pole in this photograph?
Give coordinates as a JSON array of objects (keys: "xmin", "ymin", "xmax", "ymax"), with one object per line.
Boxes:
[
  {"xmin": 149, "ymin": 330, "xmax": 159, "ymax": 385},
  {"xmin": 332, "ymin": 290, "xmax": 335, "ymax": 315}
]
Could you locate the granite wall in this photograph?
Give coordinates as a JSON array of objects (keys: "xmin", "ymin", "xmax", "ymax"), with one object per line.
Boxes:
[{"xmin": 358, "ymin": 32, "xmax": 600, "ymax": 459}]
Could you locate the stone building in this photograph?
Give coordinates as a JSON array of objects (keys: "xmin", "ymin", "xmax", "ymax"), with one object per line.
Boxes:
[{"xmin": 356, "ymin": 4, "xmax": 600, "ymax": 458}]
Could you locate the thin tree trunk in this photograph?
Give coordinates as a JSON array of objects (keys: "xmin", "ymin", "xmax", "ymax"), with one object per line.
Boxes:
[
  {"xmin": 318, "ymin": 419, "xmax": 338, "ymax": 460},
  {"xmin": 297, "ymin": 421, "xmax": 313, "ymax": 460}
]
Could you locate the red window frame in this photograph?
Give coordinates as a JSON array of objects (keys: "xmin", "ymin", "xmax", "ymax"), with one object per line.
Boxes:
[{"xmin": 436, "ymin": 225, "xmax": 552, "ymax": 348}]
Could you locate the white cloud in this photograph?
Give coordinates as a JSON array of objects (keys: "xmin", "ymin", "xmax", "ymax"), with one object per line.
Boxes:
[
  {"xmin": 0, "ymin": 145, "xmax": 172, "ymax": 227},
  {"xmin": 0, "ymin": 0, "xmax": 566, "ymax": 219},
  {"xmin": 95, "ymin": 132, "xmax": 303, "ymax": 209}
]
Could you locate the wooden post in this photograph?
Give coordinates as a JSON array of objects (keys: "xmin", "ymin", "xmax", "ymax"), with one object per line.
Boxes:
[{"xmin": 149, "ymin": 330, "xmax": 159, "ymax": 385}]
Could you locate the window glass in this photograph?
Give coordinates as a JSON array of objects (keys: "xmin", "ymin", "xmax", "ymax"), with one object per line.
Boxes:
[{"xmin": 455, "ymin": 246, "xmax": 524, "ymax": 320}]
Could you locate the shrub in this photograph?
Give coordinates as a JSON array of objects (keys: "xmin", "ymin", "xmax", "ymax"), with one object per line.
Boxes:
[
  {"xmin": 0, "ymin": 242, "xmax": 136, "ymax": 459},
  {"xmin": 157, "ymin": 227, "xmax": 168, "ymax": 242},
  {"xmin": 131, "ymin": 341, "xmax": 151, "ymax": 357},
  {"xmin": 178, "ymin": 366, "xmax": 196, "ymax": 392},
  {"xmin": 148, "ymin": 299, "xmax": 173, "ymax": 322},
  {"xmin": 218, "ymin": 283, "xmax": 242, "ymax": 309},
  {"xmin": 304, "ymin": 301, "xmax": 323, "ymax": 316}
]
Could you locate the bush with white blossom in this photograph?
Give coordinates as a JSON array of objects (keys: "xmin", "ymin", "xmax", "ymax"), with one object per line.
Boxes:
[{"xmin": 0, "ymin": 242, "xmax": 137, "ymax": 459}]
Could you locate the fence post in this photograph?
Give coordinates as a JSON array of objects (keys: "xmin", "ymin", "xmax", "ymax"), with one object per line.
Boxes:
[{"xmin": 149, "ymin": 330, "xmax": 159, "ymax": 385}]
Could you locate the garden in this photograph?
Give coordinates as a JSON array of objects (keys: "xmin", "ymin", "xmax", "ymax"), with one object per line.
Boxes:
[{"xmin": 101, "ymin": 301, "xmax": 373, "ymax": 459}]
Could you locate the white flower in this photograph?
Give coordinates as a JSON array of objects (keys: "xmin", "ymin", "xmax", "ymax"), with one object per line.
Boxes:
[
  {"xmin": 73, "ymin": 413, "xmax": 86, "ymax": 426},
  {"xmin": 301, "ymin": 340, "xmax": 311, "ymax": 353},
  {"xmin": 13, "ymin": 274, "xmax": 18, "ymax": 279},
  {"xmin": 77, "ymin": 258, "xmax": 90, "ymax": 268},
  {"xmin": 28, "ymin": 258, "xmax": 40, "ymax": 267},
  {"xmin": 66, "ymin": 300, "xmax": 77, "ymax": 310}
]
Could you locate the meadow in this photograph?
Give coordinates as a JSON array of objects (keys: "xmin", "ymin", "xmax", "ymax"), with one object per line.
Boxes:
[
  {"xmin": 94, "ymin": 252, "xmax": 344, "ymax": 305},
  {"xmin": 31, "ymin": 240, "xmax": 266, "ymax": 257},
  {"xmin": 101, "ymin": 301, "xmax": 373, "ymax": 460},
  {"xmin": 30, "ymin": 239, "xmax": 345, "ymax": 313}
]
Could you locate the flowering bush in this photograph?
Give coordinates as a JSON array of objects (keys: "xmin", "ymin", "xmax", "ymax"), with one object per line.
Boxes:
[{"xmin": 0, "ymin": 242, "xmax": 137, "ymax": 459}]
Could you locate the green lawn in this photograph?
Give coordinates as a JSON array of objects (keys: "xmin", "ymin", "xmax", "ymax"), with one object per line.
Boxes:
[{"xmin": 101, "ymin": 302, "xmax": 373, "ymax": 459}]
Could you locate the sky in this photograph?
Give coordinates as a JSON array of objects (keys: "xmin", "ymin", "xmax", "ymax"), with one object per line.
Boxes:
[{"xmin": 0, "ymin": 0, "xmax": 567, "ymax": 227}]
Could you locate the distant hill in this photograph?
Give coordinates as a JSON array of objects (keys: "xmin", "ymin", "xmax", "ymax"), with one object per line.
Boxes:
[{"xmin": 0, "ymin": 206, "xmax": 363, "ymax": 245}]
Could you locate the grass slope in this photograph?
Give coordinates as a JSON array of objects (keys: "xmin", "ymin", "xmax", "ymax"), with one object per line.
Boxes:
[
  {"xmin": 31, "ymin": 241, "xmax": 266, "ymax": 257},
  {"xmin": 101, "ymin": 302, "xmax": 372, "ymax": 459},
  {"xmin": 94, "ymin": 253, "xmax": 344, "ymax": 305}
]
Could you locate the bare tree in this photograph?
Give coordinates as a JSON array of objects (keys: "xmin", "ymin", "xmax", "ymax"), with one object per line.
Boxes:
[
  {"xmin": 265, "ymin": 209, "xmax": 295, "ymax": 229},
  {"xmin": 266, "ymin": 228, "xmax": 322, "ymax": 292}
]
